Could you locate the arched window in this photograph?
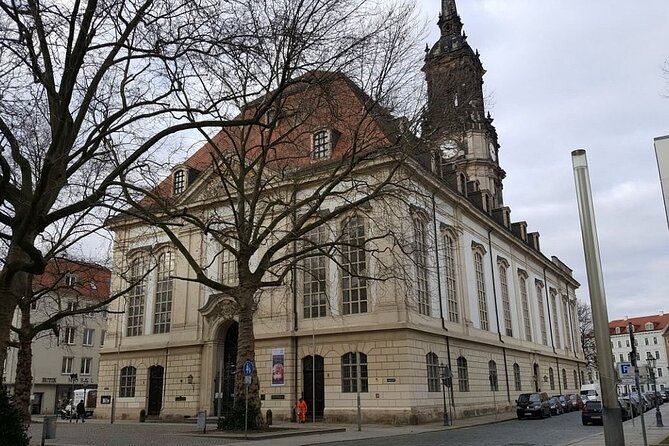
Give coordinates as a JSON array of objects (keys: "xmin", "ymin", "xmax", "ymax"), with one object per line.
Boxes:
[
  {"xmin": 443, "ymin": 233, "xmax": 459, "ymax": 323},
  {"xmin": 513, "ymin": 363, "xmax": 522, "ymax": 391},
  {"xmin": 220, "ymin": 234, "xmax": 238, "ymax": 286},
  {"xmin": 562, "ymin": 368, "xmax": 568, "ymax": 390},
  {"xmin": 153, "ymin": 251, "xmax": 175, "ymax": 334},
  {"xmin": 426, "ymin": 353, "xmax": 440, "ymax": 392},
  {"xmin": 173, "ymin": 169, "xmax": 186, "ymax": 195},
  {"xmin": 457, "ymin": 356, "xmax": 469, "ymax": 392},
  {"xmin": 549, "ymin": 367, "xmax": 555, "ymax": 391},
  {"xmin": 488, "ymin": 360, "xmax": 498, "ymax": 391},
  {"xmin": 341, "ymin": 352, "xmax": 368, "ymax": 393},
  {"xmin": 573, "ymin": 370, "xmax": 578, "ymax": 389},
  {"xmin": 562, "ymin": 299, "xmax": 572, "ymax": 351},
  {"xmin": 341, "ymin": 216, "xmax": 368, "ymax": 315},
  {"xmin": 473, "ymin": 252, "xmax": 489, "ymax": 331},
  {"xmin": 519, "ymin": 276, "xmax": 532, "ymax": 342},
  {"xmin": 119, "ymin": 366, "xmax": 137, "ymax": 397},
  {"xmin": 303, "ymin": 227, "xmax": 327, "ymax": 318},
  {"xmin": 126, "ymin": 258, "xmax": 145, "ymax": 337},
  {"xmin": 536, "ymin": 282, "xmax": 547, "ymax": 345},
  {"xmin": 499, "ymin": 263, "xmax": 512, "ymax": 337},
  {"xmin": 550, "ymin": 292, "xmax": 561, "ymax": 349},
  {"xmin": 413, "ymin": 217, "xmax": 430, "ymax": 316},
  {"xmin": 580, "ymin": 370, "xmax": 585, "ymax": 387}
]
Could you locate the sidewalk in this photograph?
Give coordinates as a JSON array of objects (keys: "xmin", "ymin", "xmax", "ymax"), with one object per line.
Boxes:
[{"xmin": 567, "ymin": 403, "xmax": 669, "ymax": 446}]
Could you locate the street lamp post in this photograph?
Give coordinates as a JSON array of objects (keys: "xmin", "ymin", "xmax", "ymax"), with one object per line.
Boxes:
[
  {"xmin": 646, "ymin": 358, "xmax": 664, "ymax": 427},
  {"xmin": 439, "ymin": 363, "xmax": 452, "ymax": 427}
]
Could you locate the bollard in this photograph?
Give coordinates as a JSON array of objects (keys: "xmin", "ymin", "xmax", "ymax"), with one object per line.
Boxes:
[
  {"xmin": 266, "ymin": 409, "xmax": 273, "ymax": 426},
  {"xmin": 139, "ymin": 409, "xmax": 146, "ymax": 422},
  {"xmin": 42, "ymin": 415, "xmax": 57, "ymax": 446}
]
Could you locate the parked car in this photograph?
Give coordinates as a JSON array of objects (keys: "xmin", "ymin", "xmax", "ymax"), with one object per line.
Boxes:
[
  {"xmin": 619, "ymin": 395, "xmax": 639, "ymax": 417},
  {"xmin": 553, "ymin": 395, "xmax": 572, "ymax": 413},
  {"xmin": 568, "ymin": 394, "xmax": 584, "ymax": 411},
  {"xmin": 582, "ymin": 400, "xmax": 603, "ymax": 425},
  {"xmin": 661, "ymin": 390, "xmax": 669, "ymax": 403},
  {"xmin": 641, "ymin": 393, "xmax": 654, "ymax": 411},
  {"xmin": 516, "ymin": 392, "xmax": 551, "ymax": 419},
  {"xmin": 617, "ymin": 397, "xmax": 633, "ymax": 421},
  {"xmin": 548, "ymin": 397, "xmax": 564, "ymax": 415}
]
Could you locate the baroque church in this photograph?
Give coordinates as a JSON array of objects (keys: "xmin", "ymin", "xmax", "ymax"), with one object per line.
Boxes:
[{"xmin": 96, "ymin": 0, "xmax": 586, "ymax": 423}]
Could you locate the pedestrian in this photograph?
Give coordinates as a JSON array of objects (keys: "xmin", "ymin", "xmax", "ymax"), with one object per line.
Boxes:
[
  {"xmin": 76, "ymin": 400, "xmax": 86, "ymax": 423},
  {"xmin": 297, "ymin": 397, "xmax": 307, "ymax": 423}
]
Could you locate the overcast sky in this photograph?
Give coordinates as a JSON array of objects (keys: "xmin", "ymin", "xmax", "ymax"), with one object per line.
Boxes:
[{"xmin": 419, "ymin": 0, "xmax": 669, "ymax": 319}]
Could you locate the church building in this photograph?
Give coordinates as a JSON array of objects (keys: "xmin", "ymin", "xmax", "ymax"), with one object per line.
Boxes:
[{"xmin": 96, "ymin": 0, "xmax": 586, "ymax": 424}]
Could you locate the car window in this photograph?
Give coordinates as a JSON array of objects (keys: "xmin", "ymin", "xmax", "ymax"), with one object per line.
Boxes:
[
  {"xmin": 529, "ymin": 394, "xmax": 541, "ymax": 402},
  {"xmin": 518, "ymin": 394, "xmax": 531, "ymax": 402}
]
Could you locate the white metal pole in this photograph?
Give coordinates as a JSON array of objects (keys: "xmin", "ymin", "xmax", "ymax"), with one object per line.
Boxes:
[{"xmin": 356, "ymin": 351, "xmax": 361, "ymax": 431}]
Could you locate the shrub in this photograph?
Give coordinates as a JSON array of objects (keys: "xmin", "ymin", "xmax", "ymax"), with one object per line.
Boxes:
[{"xmin": 0, "ymin": 391, "xmax": 30, "ymax": 446}]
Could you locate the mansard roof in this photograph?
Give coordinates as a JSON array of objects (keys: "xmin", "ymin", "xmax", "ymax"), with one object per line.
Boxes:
[
  {"xmin": 609, "ymin": 313, "xmax": 669, "ymax": 335},
  {"xmin": 33, "ymin": 257, "xmax": 111, "ymax": 301}
]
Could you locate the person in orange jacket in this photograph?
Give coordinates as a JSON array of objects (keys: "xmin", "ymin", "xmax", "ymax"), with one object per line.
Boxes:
[{"xmin": 297, "ymin": 397, "xmax": 308, "ymax": 423}]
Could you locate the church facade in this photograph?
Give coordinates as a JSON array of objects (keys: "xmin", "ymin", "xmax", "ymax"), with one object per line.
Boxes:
[{"xmin": 96, "ymin": 0, "xmax": 586, "ymax": 424}]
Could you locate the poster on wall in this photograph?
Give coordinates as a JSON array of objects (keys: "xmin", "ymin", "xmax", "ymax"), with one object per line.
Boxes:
[{"xmin": 271, "ymin": 348, "xmax": 285, "ymax": 386}]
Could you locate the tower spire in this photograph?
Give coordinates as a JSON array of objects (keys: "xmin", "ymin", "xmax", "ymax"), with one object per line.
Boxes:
[{"xmin": 442, "ymin": 0, "xmax": 457, "ymax": 19}]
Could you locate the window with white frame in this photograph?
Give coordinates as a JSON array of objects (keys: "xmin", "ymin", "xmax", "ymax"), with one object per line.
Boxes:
[
  {"xmin": 443, "ymin": 233, "xmax": 459, "ymax": 323},
  {"xmin": 61, "ymin": 357, "xmax": 73, "ymax": 374},
  {"xmin": 312, "ymin": 129, "xmax": 331, "ymax": 159},
  {"xmin": 645, "ymin": 322, "xmax": 654, "ymax": 330},
  {"xmin": 656, "ymin": 351, "xmax": 660, "ymax": 359},
  {"xmin": 119, "ymin": 366, "xmax": 137, "ymax": 397},
  {"xmin": 63, "ymin": 327, "xmax": 76, "ymax": 345},
  {"xmin": 573, "ymin": 370, "xmax": 578, "ymax": 388},
  {"xmin": 341, "ymin": 216, "xmax": 367, "ymax": 315},
  {"xmin": 83, "ymin": 328, "xmax": 94, "ymax": 346},
  {"xmin": 153, "ymin": 251, "xmax": 174, "ymax": 334},
  {"xmin": 562, "ymin": 299, "xmax": 572, "ymax": 351},
  {"xmin": 519, "ymin": 275, "xmax": 532, "ymax": 341},
  {"xmin": 341, "ymin": 352, "xmax": 368, "ymax": 393},
  {"xmin": 654, "ymin": 337, "xmax": 658, "ymax": 344},
  {"xmin": 489, "ymin": 360, "xmax": 498, "ymax": 391},
  {"xmin": 65, "ymin": 273, "xmax": 78, "ymax": 287},
  {"xmin": 127, "ymin": 257, "xmax": 145, "ymax": 336},
  {"xmin": 551, "ymin": 292, "xmax": 561, "ymax": 349},
  {"xmin": 426, "ymin": 353, "xmax": 440, "ymax": 392},
  {"xmin": 220, "ymin": 235, "xmax": 239, "ymax": 286},
  {"xmin": 303, "ymin": 227, "xmax": 327, "ymax": 318},
  {"xmin": 80, "ymin": 357, "xmax": 92, "ymax": 375},
  {"xmin": 457, "ymin": 356, "xmax": 469, "ymax": 392},
  {"xmin": 173, "ymin": 169, "xmax": 186, "ymax": 194},
  {"xmin": 549, "ymin": 367, "xmax": 555, "ymax": 390},
  {"xmin": 536, "ymin": 283, "xmax": 547, "ymax": 345},
  {"xmin": 645, "ymin": 338, "xmax": 649, "ymax": 346},
  {"xmin": 499, "ymin": 262, "xmax": 512, "ymax": 337},
  {"xmin": 473, "ymin": 251, "xmax": 489, "ymax": 331},
  {"xmin": 658, "ymin": 368, "xmax": 663, "ymax": 377},
  {"xmin": 513, "ymin": 363, "xmax": 522, "ymax": 391},
  {"xmin": 413, "ymin": 217, "xmax": 430, "ymax": 316}
]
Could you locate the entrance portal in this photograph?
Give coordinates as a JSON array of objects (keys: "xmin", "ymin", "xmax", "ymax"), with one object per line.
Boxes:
[
  {"xmin": 302, "ymin": 355, "xmax": 324, "ymax": 420},
  {"xmin": 213, "ymin": 322, "xmax": 238, "ymax": 416},
  {"xmin": 147, "ymin": 365, "xmax": 164, "ymax": 416}
]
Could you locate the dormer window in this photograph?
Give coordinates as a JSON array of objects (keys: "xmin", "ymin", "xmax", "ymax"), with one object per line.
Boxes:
[
  {"xmin": 173, "ymin": 170, "xmax": 186, "ymax": 195},
  {"xmin": 615, "ymin": 327, "xmax": 621, "ymax": 334},
  {"xmin": 312, "ymin": 129, "xmax": 331, "ymax": 159},
  {"xmin": 645, "ymin": 322, "xmax": 654, "ymax": 331},
  {"xmin": 64, "ymin": 273, "xmax": 78, "ymax": 287}
]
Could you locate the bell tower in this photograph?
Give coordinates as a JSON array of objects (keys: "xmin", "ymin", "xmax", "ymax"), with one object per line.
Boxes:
[{"xmin": 423, "ymin": 0, "xmax": 505, "ymax": 207}]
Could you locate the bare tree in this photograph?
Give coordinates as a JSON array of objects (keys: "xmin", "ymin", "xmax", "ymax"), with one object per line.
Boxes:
[
  {"xmin": 578, "ymin": 300, "xmax": 597, "ymax": 382},
  {"xmin": 112, "ymin": 0, "xmax": 425, "ymax": 428}
]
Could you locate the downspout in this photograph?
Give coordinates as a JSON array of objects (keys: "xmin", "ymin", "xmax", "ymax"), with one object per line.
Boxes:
[
  {"xmin": 291, "ymin": 189, "xmax": 300, "ymax": 413},
  {"xmin": 544, "ymin": 267, "xmax": 556, "ymax": 354},
  {"xmin": 487, "ymin": 228, "xmax": 509, "ymax": 402},
  {"xmin": 556, "ymin": 356, "xmax": 562, "ymax": 393}
]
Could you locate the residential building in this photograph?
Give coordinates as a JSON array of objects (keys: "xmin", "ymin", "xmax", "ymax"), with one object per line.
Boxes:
[
  {"xmin": 96, "ymin": 0, "xmax": 585, "ymax": 423},
  {"xmin": 3, "ymin": 258, "xmax": 110, "ymax": 415},
  {"xmin": 609, "ymin": 313, "xmax": 669, "ymax": 392}
]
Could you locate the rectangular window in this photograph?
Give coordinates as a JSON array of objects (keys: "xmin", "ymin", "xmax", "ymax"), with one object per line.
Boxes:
[
  {"xmin": 61, "ymin": 357, "xmax": 73, "ymax": 374},
  {"xmin": 341, "ymin": 352, "xmax": 368, "ymax": 393},
  {"xmin": 120, "ymin": 367, "xmax": 137, "ymax": 398},
  {"xmin": 312, "ymin": 130, "xmax": 330, "ymax": 159},
  {"xmin": 80, "ymin": 357, "xmax": 92, "ymax": 375},
  {"xmin": 173, "ymin": 170, "xmax": 185, "ymax": 194},
  {"xmin": 341, "ymin": 216, "xmax": 367, "ymax": 315},
  {"xmin": 499, "ymin": 266, "xmax": 512, "ymax": 337},
  {"xmin": 426, "ymin": 353, "xmax": 440, "ymax": 392},
  {"xmin": 100, "ymin": 330, "xmax": 106, "ymax": 346},
  {"xmin": 658, "ymin": 368, "xmax": 663, "ymax": 377},
  {"xmin": 127, "ymin": 258, "xmax": 145, "ymax": 337},
  {"xmin": 654, "ymin": 337, "xmax": 658, "ymax": 345},
  {"xmin": 303, "ymin": 227, "xmax": 327, "ymax": 319},
  {"xmin": 645, "ymin": 338, "xmax": 649, "ymax": 346},
  {"xmin": 551, "ymin": 294, "xmax": 561, "ymax": 349},
  {"xmin": 220, "ymin": 236, "xmax": 238, "ymax": 286},
  {"xmin": 626, "ymin": 339, "xmax": 630, "ymax": 348},
  {"xmin": 619, "ymin": 354, "xmax": 624, "ymax": 362},
  {"xmin": 414, "ymin": 219, "xmax": 430, "ymax": 316},
  {"xmin": 64, "ymin": 327, "xmax": 76, "ymax": 345},
  {"xmin": 83, "ymin": 328, "xmax": 94, "ymax": 346},
  {"xmin": 536, "ymin": 285, "xmax": 547, "ymax": 345},
  {"xmin": 153, "ymin": 252, "xmax": 174, "ymax": 334},
  {"xmin": 474, "ymin": 252, "xmax": 488, "ymax": 331},
  {"xmin": 520, "ymin": 277, "xmax": 532, "ymax": 342},
  {"xmin": 617, "ymin": 341, "xmax": 622, "ymax": 348},
  {"xmin": 656, "ymin": 351, "xmax": 660, "ymax": 359},
  {"xmin": 443, "ymin": 235, "xmax": 459, "ymax": 323},
  {"xmin": 65, "ymin": 274, "xmax": 78, "ymax": 287},
  {"xmin": 30, "ymin": 300, "xmax": 38, "ymax": 310}
]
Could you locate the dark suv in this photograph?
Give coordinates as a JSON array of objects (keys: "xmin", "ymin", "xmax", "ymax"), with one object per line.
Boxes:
[
  {"xmin": 516, "ymin": 392, "xmax": 551, "ymax": 419},
  {"xmin": 582, "ymin": 400, "xmax": 602, "ymax": 425}
]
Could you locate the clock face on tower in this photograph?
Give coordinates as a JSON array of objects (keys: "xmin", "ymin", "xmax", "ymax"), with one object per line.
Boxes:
[
  {"xmin": 440, "ymin": 139, "xmax": 459, "ymax": 160},
  {"xmin": 488, "ymin": 142, "xmax": 497, "ymax": 161}
]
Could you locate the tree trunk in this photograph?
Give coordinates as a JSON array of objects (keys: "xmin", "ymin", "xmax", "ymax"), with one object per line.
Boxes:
[
  {"xmin": 0, "ymin": 288, "xmax": 17, "ymax": 383},
  {"xmin": 13, "ymin": 324, "xmax": 34, "ymax": 423},
  {"xmin": 234, "ymin": 296, "xmax": 264, "ymax": 428}
]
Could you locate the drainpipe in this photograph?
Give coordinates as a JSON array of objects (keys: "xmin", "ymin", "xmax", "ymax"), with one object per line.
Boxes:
[
  {"xmin": 544, "ymin": 268, "xmax": 556, "ymax": 354},
  {"xmin": 291, "ymin": 188, "xmax": 300, "ymax": 416}
]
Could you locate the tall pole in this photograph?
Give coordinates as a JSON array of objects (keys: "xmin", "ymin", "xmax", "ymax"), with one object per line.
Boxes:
[
  {"xmin": 356, "ymin": 351, "xmax": 362, "ymax": 432},
  {"xmin": 312, "ymin": 321, "xmax": 315, "ymax": 424},
  {"xmin": 572, "ymin": 149, "xmax": 625, "ymax": 446},
  {"xmin": 217, "ymin": 356, "xmax": 223, "ymax": 421},
  {"xmin": 628, "ymin": 323, "xmax": 646, "ymax": 446}
]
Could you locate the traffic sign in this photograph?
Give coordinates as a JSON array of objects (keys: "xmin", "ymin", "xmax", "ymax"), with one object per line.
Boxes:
[
  {"xmin": 617, "ymin": 362, "xmax": 633, "ymax": 378},
  {"xmin": 243, "ymin": 360, "xmax": 254, "ymax": 377}
]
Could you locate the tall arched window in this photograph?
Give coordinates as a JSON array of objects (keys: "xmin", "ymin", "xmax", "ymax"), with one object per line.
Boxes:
[
  {"xmin": 563, "ymin": 299, "xmax": 572, "ymax": 351},
  {"xmin": 548, "ymin": 367, "xmax": 555, "ymax": 391},
  {"xmin": 341, "ymin": 216, "xmax": 367, "ymax": 315},
  {"xmin": 126, "ymin": 258, "xmax": 145, "ymax": 337},
  {"xmin": 220, "ymin": 235, "xmax": 238, "ymax": 286},
  {"xmin": 562, "ymin": 368, "xmax": 568, "ymax": 390},
  {"xmin": 443, "ymin": 234, "xmax": 459, "ymax": 323},
  {"xmin": 573, "ymin": 370, "xmax": 578, "ymax": 389},
  {"xmin": 341, "ymin": 352, "xmax": 368, "ymax": 393},
  {"xmin": 153, "ymin": 251, "xmax": 175, "ymax": 334},
  {"xmin": 499, "ymin": 262, "xmax": 512, "ymax": 337},
  {"xmin": 119, "ymin": 366, "xmax": 137, "ymax": 397},
  {"xmin": 536, "ymin": 282, "xmax": 547, "ymax": 345},
  {"xmin": 551, "ymin": 292, "xmax": 561, "ymax": 349},
  {"xmin": 513, "ymin": 363, "xmax": 522, "ymax": 391},
  {"xmin": 413, "ymin": 217, "xmax": 430, "ymax": 316},
  {"xmin": 488, "ymin": 360, "xmax": 498, "ymax": 391},
  {"xmin": 457, "ymin": 356, "xmax": 469, "ymax": 392},
  {"xmin": 474, "ymin": 252, "xmax": 489, "ymax": 331},
  {"xmin": 426, "ymin": 353, "xmax": 440, "ymax": 392},
  {"xmin": 519, "ymin": 275, "xmax": 532, "ymax": 341},
  {"xmin": 303, "ymin": 227, "xmax": 327, "ymax": 318}
]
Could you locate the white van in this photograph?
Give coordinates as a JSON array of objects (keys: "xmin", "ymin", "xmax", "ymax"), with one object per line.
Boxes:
[
  {"xmin": 579, "ymin": 383, "xmax": 600, "ymax": 401},
  {"xmin": 73, "ymin": 389, "xmax": 97, "ymax": 417}
]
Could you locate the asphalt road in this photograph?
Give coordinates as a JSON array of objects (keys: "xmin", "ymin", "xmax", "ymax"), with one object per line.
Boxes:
[{"xmin": 315, "ymin": 411, "xmax": 602, "ymax": 446}]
